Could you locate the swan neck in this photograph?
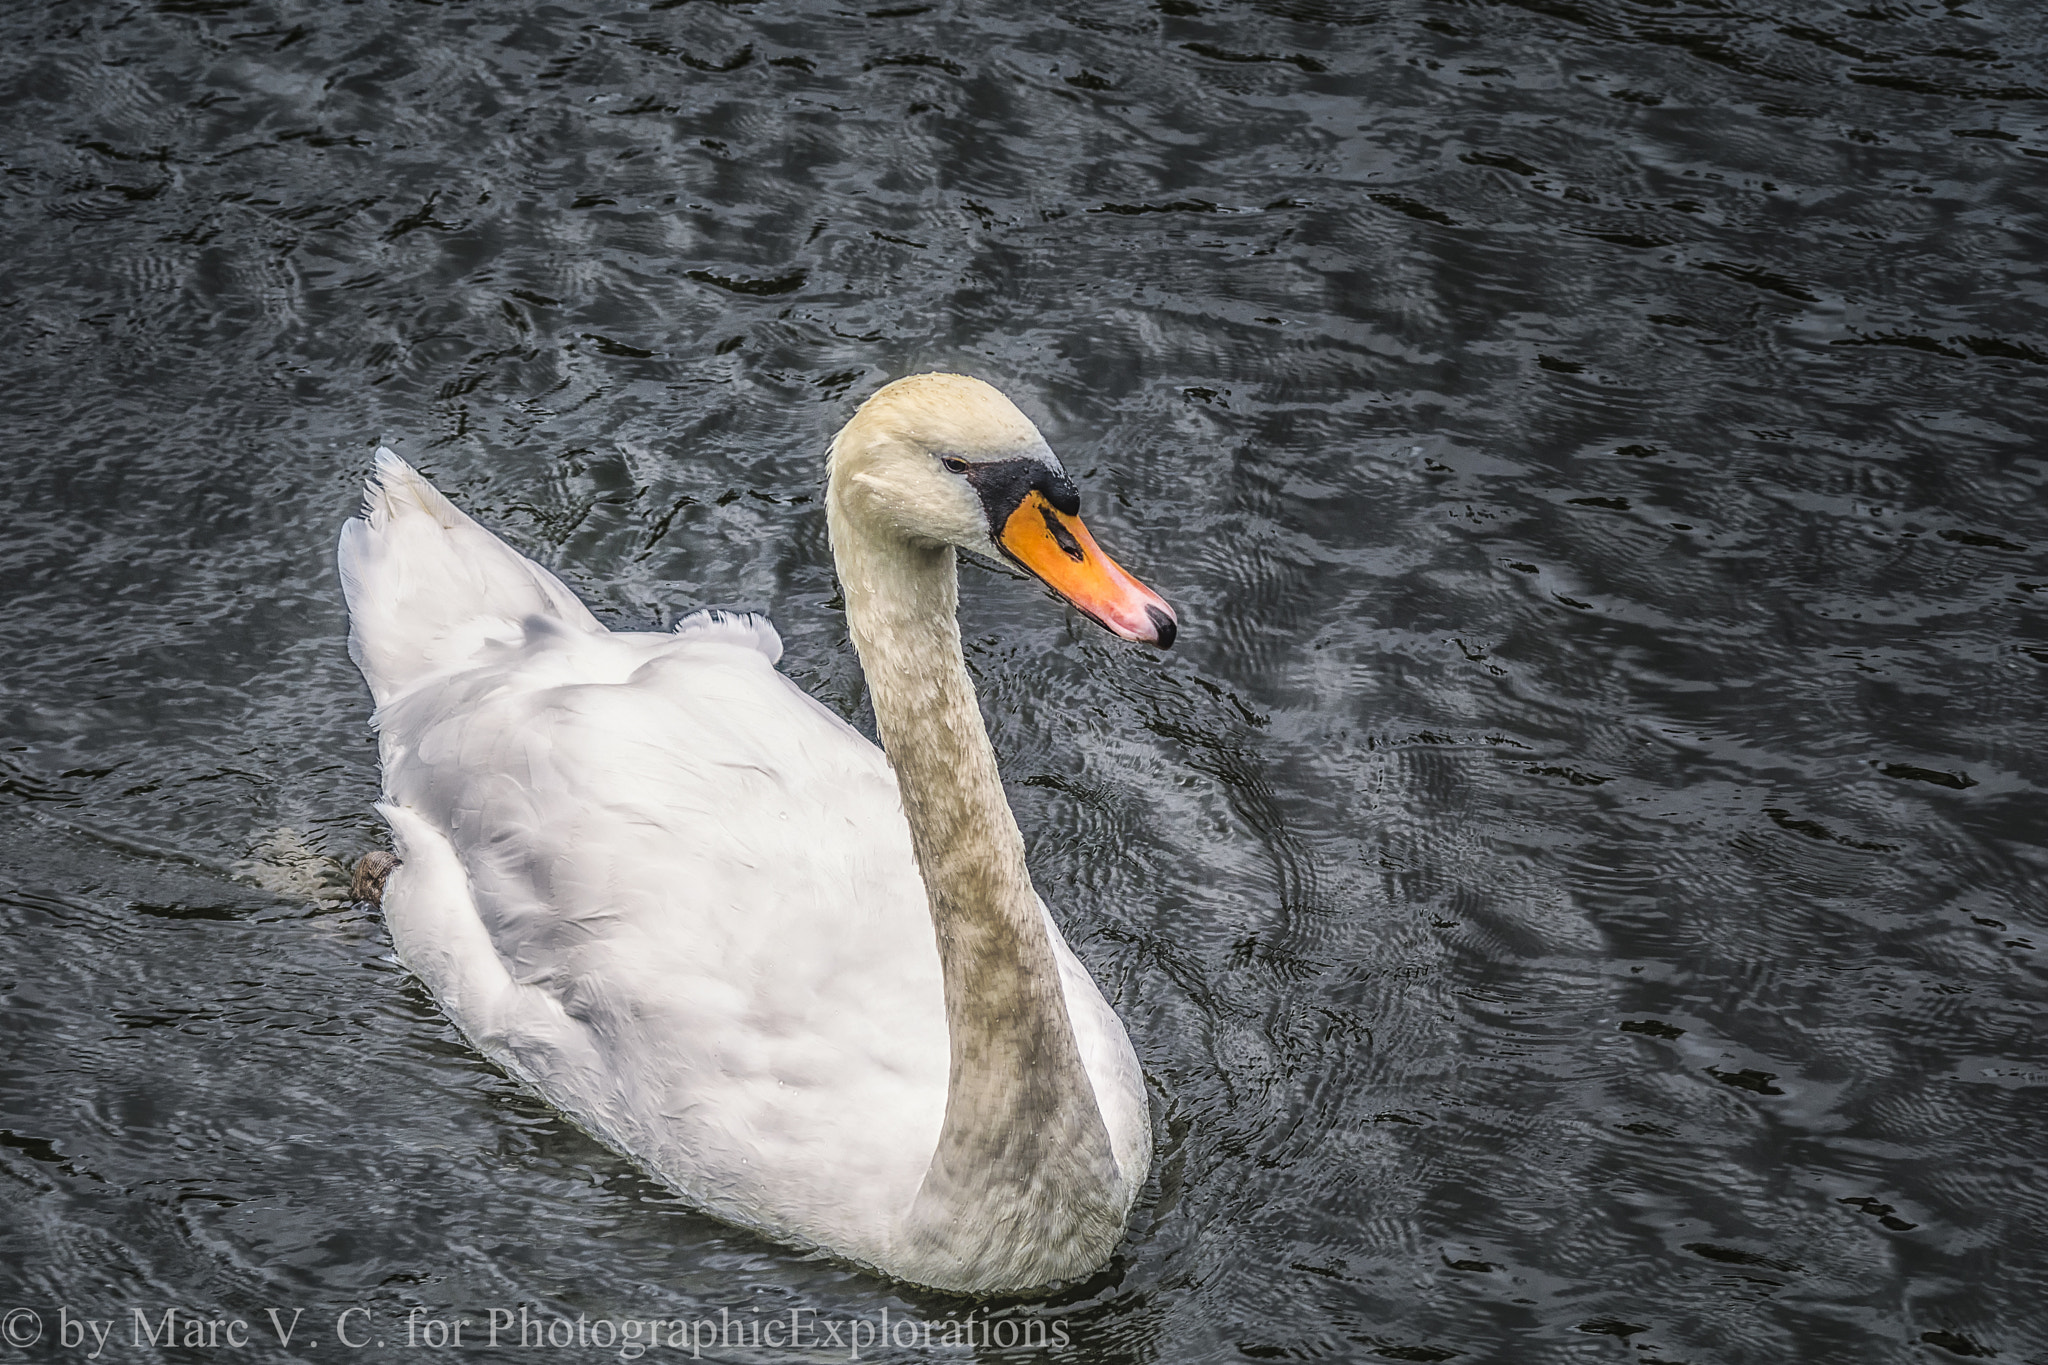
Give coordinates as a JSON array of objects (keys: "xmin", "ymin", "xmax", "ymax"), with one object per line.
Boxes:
[{"xmin": 827, "ymin": 477, "xmax": 1125, "ymax": 1286}]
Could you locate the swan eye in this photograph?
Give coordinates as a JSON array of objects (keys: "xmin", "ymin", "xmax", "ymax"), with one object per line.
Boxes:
[{"xmin": 940, "ymin": 456, "xmax": 969, "ymax": 474}]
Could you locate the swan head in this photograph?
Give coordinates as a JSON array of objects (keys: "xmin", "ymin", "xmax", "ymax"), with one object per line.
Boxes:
[{"xmin": 829, "ymin": 373, "xmax": 1177, "ymax": 648}]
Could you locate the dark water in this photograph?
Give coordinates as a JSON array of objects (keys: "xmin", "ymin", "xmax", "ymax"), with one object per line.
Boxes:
[{"xmin": 3, "ymin": 0, "xmax": 2045, "ymax": 1361}]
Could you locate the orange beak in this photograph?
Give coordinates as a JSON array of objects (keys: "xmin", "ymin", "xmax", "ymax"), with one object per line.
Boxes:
[{"xmin": 995, "ymin": 491, "xmax": 1177, "ymax": 648}]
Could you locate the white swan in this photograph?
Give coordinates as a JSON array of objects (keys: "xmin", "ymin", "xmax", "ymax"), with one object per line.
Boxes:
[{"xmin": 337, "ymin": 373, "xmax": 1176, "ymax": 1294}]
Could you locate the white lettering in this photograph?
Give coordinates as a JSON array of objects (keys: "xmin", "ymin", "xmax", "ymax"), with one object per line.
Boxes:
[
  {"xmin": 265, "ymin": 1308, "xmax": 303, "ymax": 1346},
  {"xmin": 336, "ymin": 1306, "xmax": 371, "ymax": 1348},
  {"xmin": 132, "ymin": 1308, "xmax": 176, "ymax": 1347}
]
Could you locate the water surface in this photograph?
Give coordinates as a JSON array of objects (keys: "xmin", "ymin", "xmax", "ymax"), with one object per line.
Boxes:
[{"xmin": 2, "ymin": 1, "xmax": 2045, "ymax": 1361}]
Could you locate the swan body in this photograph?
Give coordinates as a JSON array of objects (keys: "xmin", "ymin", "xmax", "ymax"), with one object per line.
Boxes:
[{"xmin": 338, "ymin": 375, "xmax": 1175, "ymax": 1293}]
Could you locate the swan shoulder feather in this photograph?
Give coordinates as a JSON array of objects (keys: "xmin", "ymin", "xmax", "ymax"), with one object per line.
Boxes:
[{"xmin": 670, "ymin": 607, "xmax": 783, "ymax": 665}]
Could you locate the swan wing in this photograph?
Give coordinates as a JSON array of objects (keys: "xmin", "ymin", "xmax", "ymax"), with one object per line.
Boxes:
[
  {"xmin": 340, "ymin": 463, "xmax": 951, "ymax": 1259},
  {"xmin": 1042, "ymin": 904, "xmax": 1151, "ymax": 1199},
  {"xmin": 375, "ymin": 628, "xmax": 951, "ymax": 1256}
]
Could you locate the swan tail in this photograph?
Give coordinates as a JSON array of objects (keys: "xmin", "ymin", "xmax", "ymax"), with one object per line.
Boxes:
[{"xmin": 338, "ymin": 448, "xmax": 601, "ymax": 704}]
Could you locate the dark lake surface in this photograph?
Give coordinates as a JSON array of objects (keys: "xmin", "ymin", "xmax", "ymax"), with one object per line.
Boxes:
[{"xmin": 3, "ymin": 0, "xmax": 2045, "ymax": 1361}]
